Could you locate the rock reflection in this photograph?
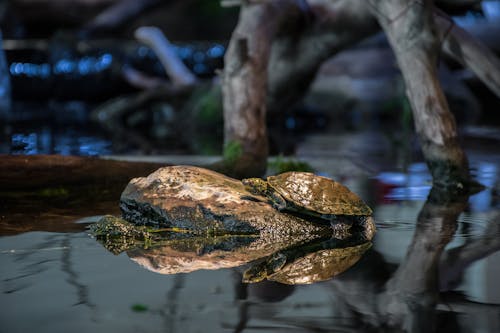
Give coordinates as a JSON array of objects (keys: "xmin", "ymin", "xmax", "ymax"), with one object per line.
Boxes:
[{"xmin": 90, "ymin": 215, "xmax": 375, "ymax": 281}]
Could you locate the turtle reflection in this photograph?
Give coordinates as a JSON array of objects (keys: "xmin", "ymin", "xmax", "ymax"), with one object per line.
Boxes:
[{"xmin": 243, "ymin": 241, "xmax": 372, "ymax": 285}]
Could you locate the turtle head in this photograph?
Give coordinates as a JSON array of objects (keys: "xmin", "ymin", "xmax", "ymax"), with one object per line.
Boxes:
[{"xmin": 242, "ymin": 177, "xmax": 269, "ymax": 196}]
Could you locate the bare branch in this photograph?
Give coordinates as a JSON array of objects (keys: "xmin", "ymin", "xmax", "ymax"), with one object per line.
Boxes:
[
  {"xmin": 121, "ymin": 66, "xmax": 170, "ymax": 90},
  {"xmin": 435, "ymin": 13, "xmax": 500, "ymax": 98},
  {"xmin": 82, "ymin": 0, "xmax": 162, "ymax": 34},
  {"xmin": 134, "ymin": 26, "xmax": 197, "ymax": 88}
]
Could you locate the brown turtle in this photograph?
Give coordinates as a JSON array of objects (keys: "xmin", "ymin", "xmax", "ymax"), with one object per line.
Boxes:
[{"xmin": 242, "ymin": 172, "xmax": 372, "ymax": 220}]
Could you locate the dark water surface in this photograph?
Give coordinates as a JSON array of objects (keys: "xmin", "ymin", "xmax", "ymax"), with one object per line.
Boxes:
[{"xmin": 1, "ymin": 151, "xmax": 500, "ymax": 333}]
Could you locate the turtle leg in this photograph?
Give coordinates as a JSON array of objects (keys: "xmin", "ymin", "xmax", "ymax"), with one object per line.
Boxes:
[
  {"xmin": 270, "ymin": 192, "xmax": 287, "ymax": 211},
  {"xmin": 240, "ymin": 194, "xmax": 266, "ymax": 203}
]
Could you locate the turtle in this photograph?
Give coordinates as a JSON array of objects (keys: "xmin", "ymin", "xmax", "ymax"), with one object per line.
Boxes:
[{"xmin": 242, "ymin": 171, "xmax": 372, "ymax": 220}]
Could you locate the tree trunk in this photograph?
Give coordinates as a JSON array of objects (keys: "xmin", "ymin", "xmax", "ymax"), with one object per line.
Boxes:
[
  {"xmin": 221, "ymin": 1, "xmax": 302, "ymax": 178},
  {"xmin": 369, "ymin": 0, "xmax": 470, "ymax": 188},
  {"xmin": 221, "ymin": 0, "xmax": 378, "ymax": 178}
]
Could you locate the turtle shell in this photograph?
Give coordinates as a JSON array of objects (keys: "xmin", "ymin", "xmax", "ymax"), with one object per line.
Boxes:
[{"xmin": 267, "ymin": 172, "xmax": 372, "ymax": 216}]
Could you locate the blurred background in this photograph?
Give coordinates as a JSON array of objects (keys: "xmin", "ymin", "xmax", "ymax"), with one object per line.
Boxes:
[{"xmin": 1, "ymin": 0, "xmax": 499, "ymax": 161}]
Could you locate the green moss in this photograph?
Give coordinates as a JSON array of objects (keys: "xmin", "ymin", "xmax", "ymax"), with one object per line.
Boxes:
[
  {"xmin": 223, "ymin": 140, "xmax": 243, "ymax": 165},
  {"xmin": 185, "ymin": 85, "xmax": 223, "ymax": 155},
  {"xmin": 38, "ymin": 187, "xmax": 69, "ymax": 197},
  {"xmin": 268, "ymin": 155, "xmax": 314, "ymax": 174},
  {"xmin": 88, "ymin": 216, "xmax": 162, "ymax": 254},
  {"xmin": 131, "ymin": 304, "xmax": 148, "ymax": 312},
  {"xmin": 195, "ymin": 90, "xmax": 221, "ymax": 123}
]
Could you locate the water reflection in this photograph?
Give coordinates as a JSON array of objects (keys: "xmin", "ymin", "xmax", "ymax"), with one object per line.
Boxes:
[
  {"xmin": 9, "ymin": 129, "xmax": 112, "ymax": 156},
  {"xmin": 230, "ymin": 186, "xmax": 500, "ymax": 332},
  {"xmin": 375, "ymin": 187, "xmax": 467, "ymax": 331},
  {"xmin": 2, "ymin": 159, "xmax": 500, "ymax": 332},
  {"xmin": 242, "ymin": 241, "xmax": 371, "ymax": 285},
  {"xmin": 90, "ymin": 215, "xmax": 375, "ymax": 283}
]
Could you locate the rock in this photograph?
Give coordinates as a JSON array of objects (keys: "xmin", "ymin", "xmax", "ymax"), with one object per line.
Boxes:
[
  {"xmin": 88, "ymin": 215, "xmax": 158, "ymax": 255},
  {"xmin": 120, "ymin": 165, "xmax": 334, "ymax": 238}
]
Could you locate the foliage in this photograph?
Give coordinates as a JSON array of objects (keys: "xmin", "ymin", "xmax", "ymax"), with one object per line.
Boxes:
[
  {"xmin": 223, "ymin": 140, "xmax": 243, "ymax": 165},
  {"xmin": 186, "ymin": 85, "xmax": 223, "ymax": 155},
  {"xmin": 268, "ymin": 155, "xmax": 314, "ymax": 175},
  {"xmin": 191, "ymin": 85, "xmax": 222, "ymax": 123}
]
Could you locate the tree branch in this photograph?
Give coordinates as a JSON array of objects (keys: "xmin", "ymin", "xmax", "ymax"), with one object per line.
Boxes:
[
  {"xmin": 81, "ymin": 0, "xmax": 162, "ymax": 35},
  {"xmin": 134, "ymin": 26, "xmax": 197, "ymax": 88},
  {"xmin": 435, "ymin": 12, "xmax": 500, "ymax": 98}
]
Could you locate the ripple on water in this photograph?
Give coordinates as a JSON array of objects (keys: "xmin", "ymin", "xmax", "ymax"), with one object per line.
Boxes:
[
  {"xmin": 375, "ymin": 219, "xmax": 416, "ymax": 232},
  {"xmin": 374, "ymin": 213, "xmax": 499, "ymax": 240},
  {"xmin": 456, "ymin": 213, "xmax": 498, "ymax": 239}
]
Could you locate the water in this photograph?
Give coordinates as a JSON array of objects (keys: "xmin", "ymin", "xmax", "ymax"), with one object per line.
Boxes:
[{"xmin": 1, "ymin": 149, "xmax": 500, "ymax": 332}]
